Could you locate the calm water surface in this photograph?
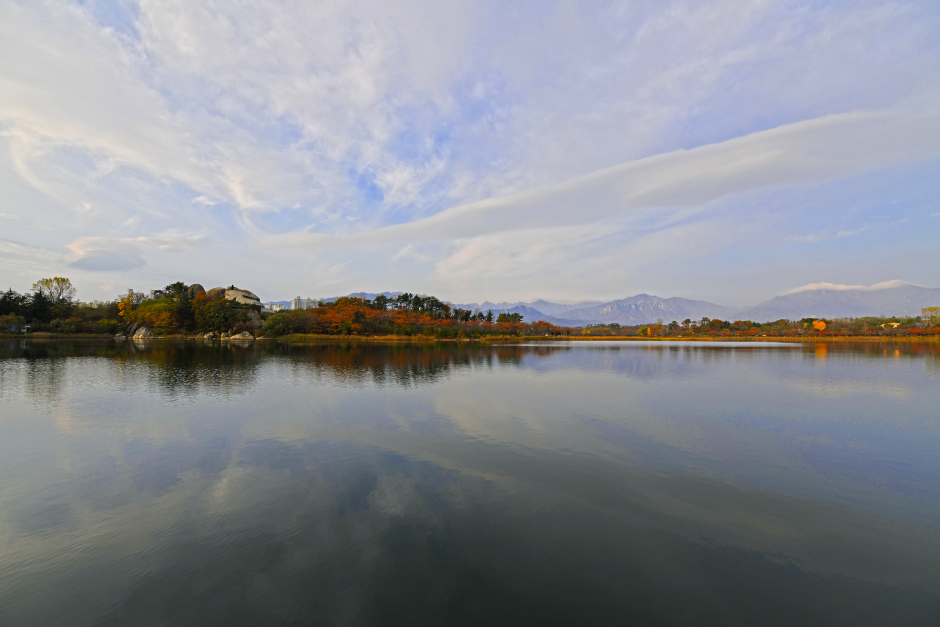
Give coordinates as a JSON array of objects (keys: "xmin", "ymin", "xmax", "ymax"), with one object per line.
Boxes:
[{"xmin": 0, "ymin": 339, "xmax": 938, "ymax": 626}]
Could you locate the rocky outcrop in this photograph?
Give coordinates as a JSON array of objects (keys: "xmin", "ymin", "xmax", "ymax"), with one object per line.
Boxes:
[
  {"xmin": 224, "ymin": 286, "xmax": 262, "ymax": 307},
  {"xmin": 229, "ymin": 331, "xmax": 255, "ymax": 341},
  {"xmin": 132, "ymin": 326, "xmax": 153, "ymax": 340},
  {"xmin": 188, "ymin": 283, "xmax": 206, "ymax": 297},
  {"xmin": 202, "ymin": 285, "xmax": 262, "ymax": 308}
]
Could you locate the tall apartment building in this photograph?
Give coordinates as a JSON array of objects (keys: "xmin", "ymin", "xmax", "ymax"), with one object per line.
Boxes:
[{"xmin": 291, "ymin": 297, "xmax": 316, "ymax": 310}]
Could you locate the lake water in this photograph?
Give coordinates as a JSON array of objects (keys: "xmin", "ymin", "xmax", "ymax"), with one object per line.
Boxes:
[{"xmin": 0, "ymin": 339, "xmax": 938, "ymax": 626}]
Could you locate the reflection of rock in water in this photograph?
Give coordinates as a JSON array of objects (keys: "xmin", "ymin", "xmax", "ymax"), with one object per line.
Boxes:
[{"xmin": 132, "ymin": 326, "xmax": 154, "ymax": 340}]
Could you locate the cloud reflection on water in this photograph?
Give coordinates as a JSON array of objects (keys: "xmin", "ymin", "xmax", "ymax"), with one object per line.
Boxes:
[{"xmin": 0, "ymin": 340, "xmax": 939, "ymax": 625}]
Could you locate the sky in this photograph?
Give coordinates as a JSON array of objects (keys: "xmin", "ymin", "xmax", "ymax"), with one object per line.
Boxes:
[{"xmin": 1, "ymin": 0, "xmax": 938, "ymax": 306}]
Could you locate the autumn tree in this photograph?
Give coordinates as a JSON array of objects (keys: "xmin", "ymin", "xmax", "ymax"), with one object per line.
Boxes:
[
  {"xmin": 117, "ymin": 293, "xmax": 136, "ymax": 321},
  {"xmin": 32, "ymin": 277, "xmax": 77, "ymax": 303},
  {"xmin": 922, "ymin": 307, "xmax": 940, "ymax": 326}
]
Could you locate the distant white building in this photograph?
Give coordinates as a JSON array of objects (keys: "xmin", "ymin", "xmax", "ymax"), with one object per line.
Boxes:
[
  {"xmin": 291, "ymin": 297, "xmax": 317, "ymax": 310},
  {"xmin": 125, "ymin": 289, "xmax": 146, "ymax": 305},
  {"xmin": 265, "ymin": 303, "xmax": 286, "ymax": 312}
]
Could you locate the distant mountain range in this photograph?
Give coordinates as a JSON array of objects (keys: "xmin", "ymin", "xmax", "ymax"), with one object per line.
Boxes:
[
  {"xmin": 266, "ymin": 283, "xmax": 940, "ymax": 326},
  {"xmin": 734, "ymin": 284, "xmax": 940, "ymax": 322},
  {"xmin": 558, "ymin": 295, "xmax": 740, "ymax": 325}
]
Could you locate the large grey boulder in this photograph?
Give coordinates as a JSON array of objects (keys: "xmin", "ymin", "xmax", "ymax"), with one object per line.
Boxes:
[
  {"xmin": 203, "ymin": 286, "xmax": 261, "ymax": 307},
  {"xmin": 230, "ymin": 331, "xmax": 255, "ymax": 341},
  {"xmin": 132, "ymin": 326, "xmax": 153, "ymax": 339},
  {"xmin": 188, "ymin": 283, "xmax": 206, "ymax": 297},
  {"xmin": 224, "ymin": 286, "xmax": 262, "ymax": 307}
]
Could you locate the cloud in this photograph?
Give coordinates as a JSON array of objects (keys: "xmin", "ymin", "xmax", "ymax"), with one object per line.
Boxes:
[
  {"xmin": 274, "ymin": 111, "xmax": 940, "ymax": 248},
  {"xmin": 5, "ymin": 0, "xmax": 940, "ymax": 224},
  {"xmin": 118, "ymin": 215, "xmax": 141, "ymax": 230},
  {"xmin": 129, "ymin": 233, "xmax": 208, "ymax": 253},
  {"xmin": 1, "ymin": 0, "xmax": 939, "ymax": 301},
  {"xmin": 786, "ymin": 226, "xmax": 871, "ymax": 244},
  {"xmin": 0, "ymin": 238, "xmax": 61, "ymax": 276},
  {"xmin": 788, "ymin": 280, "xmax": 921, "ymax": 294},
  {"xmin": 62, "ymin": 238, "xmax": 147, "ymax": 272},
  {"xmin": 60, "ymin": 231, "xmax": 208, "ymax": 273}
]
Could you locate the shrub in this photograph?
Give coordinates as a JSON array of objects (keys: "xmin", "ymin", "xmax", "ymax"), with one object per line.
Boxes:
[{"xmin": 49, "ymin": 318, "xmax": 77, "ymax": 334}]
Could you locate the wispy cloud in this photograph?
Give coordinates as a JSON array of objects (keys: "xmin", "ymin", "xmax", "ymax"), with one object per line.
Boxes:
[
  {"xmin": 787, "ymin": 280, "xmax": 921, "ymax": 294},
  {"xmin": 275, "ymin": 111, "xmax": 940, "ymax": 248},
  {"xmin": 0, "ymin": 0, "xmax": 938, "ymax": 301}
]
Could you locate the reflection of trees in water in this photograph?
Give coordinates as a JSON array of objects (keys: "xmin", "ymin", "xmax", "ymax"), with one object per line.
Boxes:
[
  {"xmin": 119, "ymin": 341, "xmax": 263, "ymax": 399},
  {"xmin": 0, "ymin": 340, "xmax": 558, "ymax": 401},
  {"xmin": 1, "ymin": 339, "xmax": 120, "ymax": 407},
  {"xmin": 1, "ymin": 339, "xmax": 265, "ymax": 403},
  {"xmin": 2, "ymin": 340, "xmax": 938, "ymax": 404},
  {"xmin": 513, "ymin": 340, "xmax": 940, "ymax": 386},
  {"xmin": 268, "ymin": 343, "xmax": 535, "ymax": 389}
]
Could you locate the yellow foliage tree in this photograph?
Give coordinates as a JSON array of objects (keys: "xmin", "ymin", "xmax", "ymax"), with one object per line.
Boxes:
[
  {"xmin": 922, "ymin": 307, "xmax": 940, "ymax": 326},
  {"xmin": 812, "ymin": 320, "xmax": 827, "ymax": 331},
  {"xmin": 32, "ymin": 277, "xmax": 76, "ymax": 302},
  {"xmin": 117, "ymin": 294, "xmax": 136, "ymax": 321}
]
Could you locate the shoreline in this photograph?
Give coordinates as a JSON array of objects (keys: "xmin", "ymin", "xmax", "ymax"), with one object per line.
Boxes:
[{"xmin": 3, "ymin": 333, "xmax": 936, "ymax": 343}]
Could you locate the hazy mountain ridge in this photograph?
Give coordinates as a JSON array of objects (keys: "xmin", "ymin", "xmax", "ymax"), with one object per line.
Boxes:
[
  {"xmin": 559, "ymin": 294, "xmax": 739, "ymax": 325},
  {"xmin": 734, "ymin": 285, "xmax": 940, "ymax": 321}
]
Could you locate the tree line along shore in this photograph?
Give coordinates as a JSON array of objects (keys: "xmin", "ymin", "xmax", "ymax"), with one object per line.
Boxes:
[{"xmin": 2, "ymin": 277, "xmax": 939, "ymax": 340}]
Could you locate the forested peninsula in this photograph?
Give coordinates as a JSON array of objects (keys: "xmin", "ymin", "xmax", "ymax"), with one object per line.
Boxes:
[{"xmin": 0, "ymin": 278, "xmax": 561, "ymax": 339}]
